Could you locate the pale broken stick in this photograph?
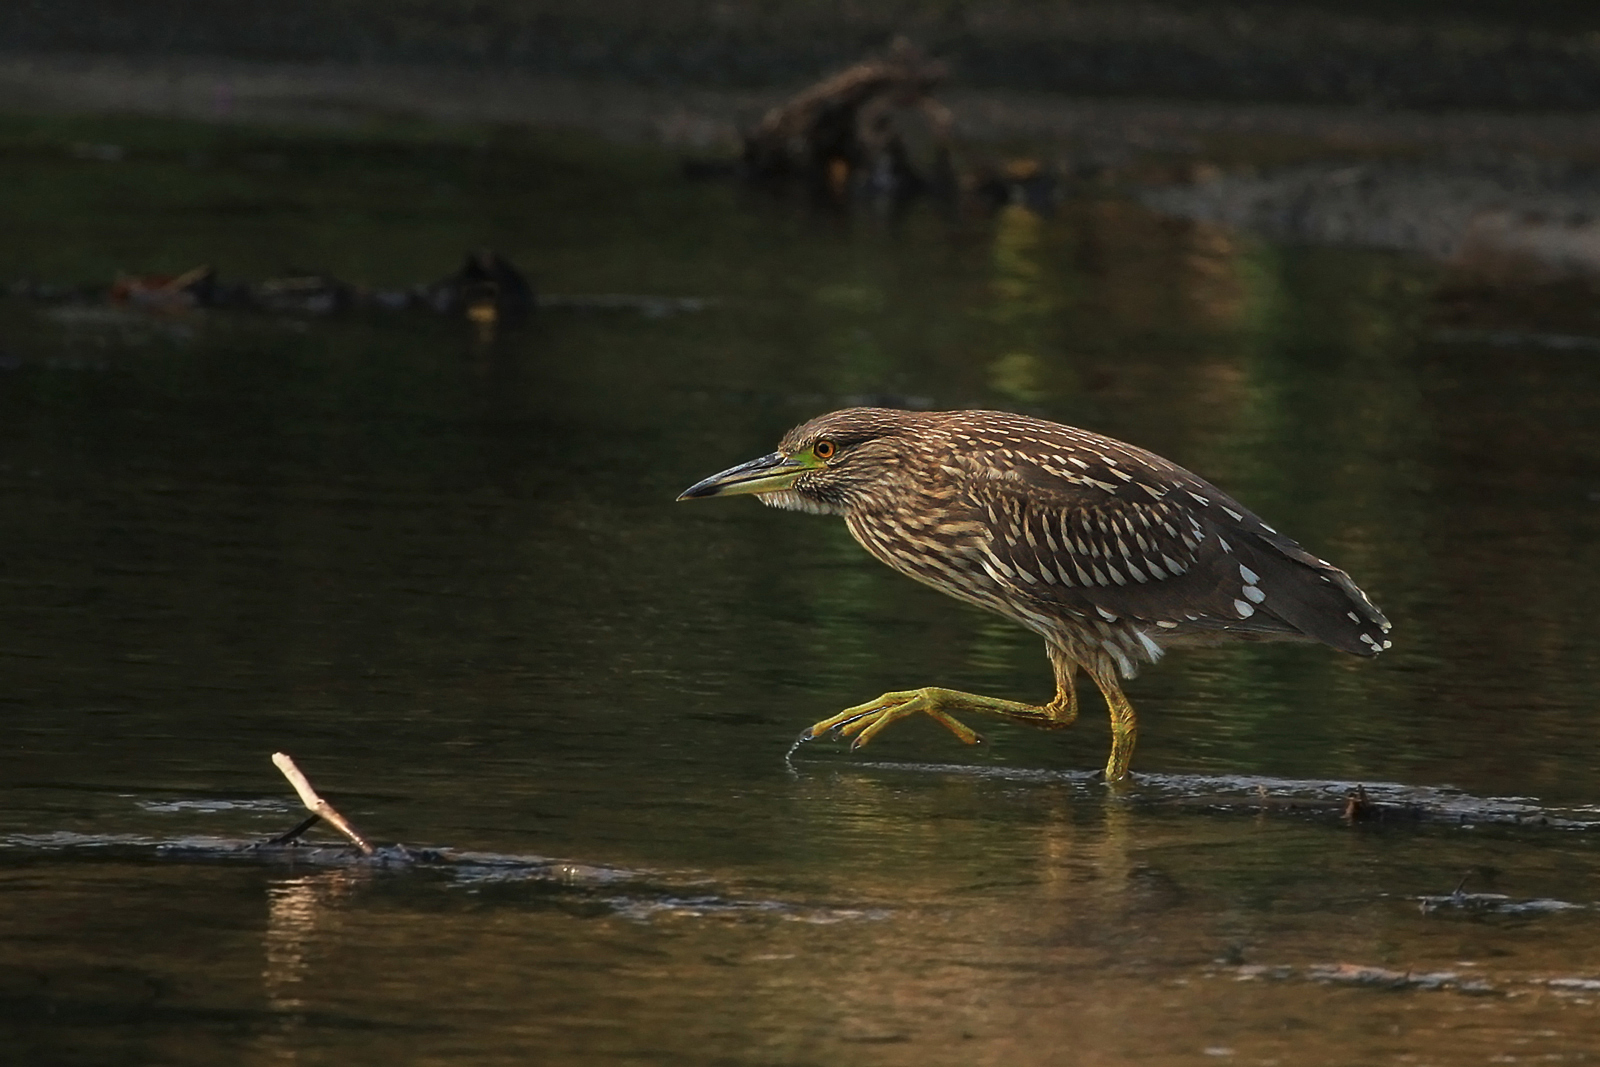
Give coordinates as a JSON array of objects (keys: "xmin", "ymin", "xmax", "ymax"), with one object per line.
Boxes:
[{"xmin": 268, "ymin": 752, "xmax": 375, "ymax": 856}]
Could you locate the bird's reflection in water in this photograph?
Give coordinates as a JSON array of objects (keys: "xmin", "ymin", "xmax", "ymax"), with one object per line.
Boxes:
[
  {"xmin": 732, "ymin": 768, "xmax": 1178, "ymax": 1054},
  {"xmin": 786, "ymin": 765, "xmax": 1141, "ymax": 917}
]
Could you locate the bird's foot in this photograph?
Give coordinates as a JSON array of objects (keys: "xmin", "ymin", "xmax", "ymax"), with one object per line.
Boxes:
[
  {"xmin": 1090, "ymin": 766, "xmax": 1138, "ymax": 789},
  {"xmin": 801, "ymin": 688, "xmax": 985, "ymax": 750}
]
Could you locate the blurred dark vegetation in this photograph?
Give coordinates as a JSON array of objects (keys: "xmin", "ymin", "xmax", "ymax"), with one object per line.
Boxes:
[{"xmin": 7, "ymin": 0, "xmax": 1600, "ymax": 109}]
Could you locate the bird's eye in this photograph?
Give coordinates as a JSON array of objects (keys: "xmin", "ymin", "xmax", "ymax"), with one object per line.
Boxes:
[{"xmin": 814, "ymin": 440, "xmax": 837, "ymax": 460}]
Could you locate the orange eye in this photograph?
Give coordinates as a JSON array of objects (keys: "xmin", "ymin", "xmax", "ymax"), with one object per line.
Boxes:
[{"xmin": 814, "ymin": 440, "xmax": 836, "ymax": 460}]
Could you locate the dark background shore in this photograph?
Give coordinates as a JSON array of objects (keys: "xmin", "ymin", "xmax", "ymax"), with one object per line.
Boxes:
[
  {"xmin": 6, "ymin": 0, "xmax": 1600, "ymax": 109},
  {"xmin": 8, "ymin": 1, "xmax": 1600, "ymax": 195}
]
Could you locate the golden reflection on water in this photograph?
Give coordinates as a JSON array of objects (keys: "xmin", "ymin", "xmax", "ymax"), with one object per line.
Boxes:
[
  {"xmin": 985, "ymin": 204, "xmax": 1057, "ymax": 404},
  {"xmin": 260, "ymin": 871, "xmax": 366, "ymax": 1062},
  {"xmin": 1177, "ymin": 218, "xmax": 1254, "ymax": 328}
]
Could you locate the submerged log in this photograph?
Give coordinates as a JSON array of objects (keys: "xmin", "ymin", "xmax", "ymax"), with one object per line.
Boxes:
[{"xmin": 8, "ymin": 250, "xmax": 539, "ymax": 324}]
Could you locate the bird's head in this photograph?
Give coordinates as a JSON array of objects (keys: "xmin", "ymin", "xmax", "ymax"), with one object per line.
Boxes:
[{"xmin": 677, "ymin": 407, "xmax": 919, "ymax": 515}]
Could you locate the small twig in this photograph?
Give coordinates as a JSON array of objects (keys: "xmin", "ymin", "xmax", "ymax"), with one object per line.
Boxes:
[
  {"xmin": 265, "ymin": 813, "xmax": 323, "ymax": 847},
  {"xmin": 271, "ymin": 752, "xmax": 375, "ymax": 856}
]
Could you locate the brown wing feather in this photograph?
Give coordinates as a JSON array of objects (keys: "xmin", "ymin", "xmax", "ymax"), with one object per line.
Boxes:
[{"xmin": 957, "ymin": 445, "xmax": 1390, "ymax": 656}]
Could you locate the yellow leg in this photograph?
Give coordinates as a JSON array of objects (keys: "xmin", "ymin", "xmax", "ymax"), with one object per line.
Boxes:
[
  {"xmin": 1045, "ymin": 648, "xmax": 1080, "ymax": 728},
  {"xmin": 799, "ymin": 645, "xmax": 1082, "ymax": 751},
  {"xmin": 1084, "ymin": 659, "xmax": 1138, "ymax": 782},
  {"xmin": 795, "ymin": 644, "xmax": 1141, "ymax": 781}
]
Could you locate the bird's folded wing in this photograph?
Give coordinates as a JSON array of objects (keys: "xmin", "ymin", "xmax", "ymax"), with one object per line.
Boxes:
[{"xmin": 958, "ymin": 456, "xmax": 1390, "ymax": 656}]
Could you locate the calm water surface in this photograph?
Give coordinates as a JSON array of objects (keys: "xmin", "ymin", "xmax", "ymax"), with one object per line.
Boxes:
[{"xmin": 3, "ymin": 115, "xmax": 1600, "ymax": 1065}]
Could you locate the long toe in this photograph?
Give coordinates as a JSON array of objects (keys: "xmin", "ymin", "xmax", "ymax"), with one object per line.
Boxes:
[
  {"xmin": 925, "ymin": 709, "xmax": 984, "ymax": 745},
  {"xmin": 848, "ymin": 698, "xmax": 932, "ymax": 747},
  {"xmin": 804, "ymin": 694, "xmax": 903, "ymax": 738}
]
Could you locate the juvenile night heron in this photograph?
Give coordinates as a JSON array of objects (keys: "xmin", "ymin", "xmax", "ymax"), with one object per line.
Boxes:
[{"xmin": 678, "ymin": 408, "xmax": 1390, "ymax": 781}]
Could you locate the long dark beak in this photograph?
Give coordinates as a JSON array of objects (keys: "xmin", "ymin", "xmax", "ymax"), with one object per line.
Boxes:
[{"xmin": 677, "ymin": 452, "xmax": 806, "ymax": 500}]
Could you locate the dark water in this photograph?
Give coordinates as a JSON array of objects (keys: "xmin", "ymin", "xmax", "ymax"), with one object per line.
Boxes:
[{"xmin": 4, "ymin": 114, "xmax": 1600, "ymax": 1065}]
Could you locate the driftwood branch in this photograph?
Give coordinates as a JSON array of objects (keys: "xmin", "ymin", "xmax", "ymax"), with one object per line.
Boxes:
[
  {"xmin": 270, "ymin": 752, "xmax": 375, "ymax": 855},
  {"xmin": 740, "ymin": 37, "xmax": 950, "ymax": 198}
]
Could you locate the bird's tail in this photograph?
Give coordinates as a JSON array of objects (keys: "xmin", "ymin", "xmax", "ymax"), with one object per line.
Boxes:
[{"xmin": 1238, "ymin": 531, "xmax": 1391, "ymax": 656}]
